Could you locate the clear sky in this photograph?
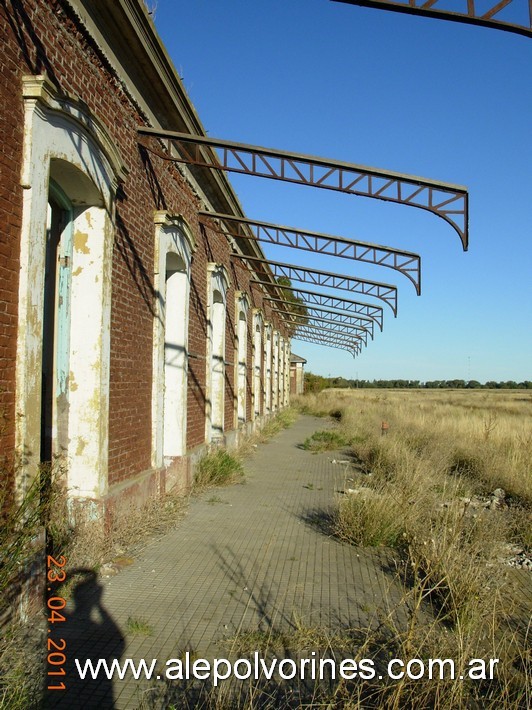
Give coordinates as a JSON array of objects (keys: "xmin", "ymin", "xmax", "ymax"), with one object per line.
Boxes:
[{"xmin": 152, "ymin": 0, "xmax": 532, "ymax": 383}]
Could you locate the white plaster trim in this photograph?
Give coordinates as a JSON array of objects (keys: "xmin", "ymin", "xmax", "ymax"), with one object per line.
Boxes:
[{"xmin": 21, "ymin": 76, "xmax": 127, "ymax": 188}]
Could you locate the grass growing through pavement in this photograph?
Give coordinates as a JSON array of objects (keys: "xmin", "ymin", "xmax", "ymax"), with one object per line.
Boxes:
[
  {"xmin": 257, "ymin": 406, "xmax": 299, "ymax": 441},
  {"xmin": 126, "ymin": 616, "xmax": 154, "ymax": 637},
  {"xmin": 193, "ymin": 450, "xmax": 244, "ymax": 490}
]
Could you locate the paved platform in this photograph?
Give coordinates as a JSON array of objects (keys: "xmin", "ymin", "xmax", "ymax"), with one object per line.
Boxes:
[{"xmin": 46, "ymin": 415, "xmax": 408, "ymax": 709}]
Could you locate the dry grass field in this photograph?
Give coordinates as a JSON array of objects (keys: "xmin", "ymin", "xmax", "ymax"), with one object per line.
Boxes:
[
  {"xmin": 291, "ymin": 388, "xmax": 531, "ymax": 708},
  {"xmin": 299, "ymin": 388, "xmax": 531, "ymax": 507}
]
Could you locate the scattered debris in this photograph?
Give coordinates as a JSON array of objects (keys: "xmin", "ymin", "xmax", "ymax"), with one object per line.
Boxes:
[
  {"xmin": 441, "ymin": 488, "xmax": 508, "ymax": 511},
  {"xmin": 344, "ymin": 487, "xmax": 376, "ymax": 498},
  {"xmin": 507, "ymin": 550, "xmax": 532, "ymax": 570}
]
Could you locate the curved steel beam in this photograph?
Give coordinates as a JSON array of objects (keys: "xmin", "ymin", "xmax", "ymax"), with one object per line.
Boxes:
[
  {"xmin": 235, "ymin": 253, "xmax": 398, "ymax": 315},
  {"xmin": 200, "ymin": 211, "xmax": 421, "ymax": 293},
  {"xmin": 138, "ymin": 128, "xmax": 469, "ymax": 249},
  {"xmin": 293, "ymin": 333, "xmax": 358, "ymax": 358},
  {"xmin": 332, "ymin": 0, "xmax": 532, "ymax": 38}
]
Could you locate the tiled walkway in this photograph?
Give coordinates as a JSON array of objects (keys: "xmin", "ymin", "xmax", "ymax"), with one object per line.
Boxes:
[{"xmin": 47, "ymin": 415, "xmax": 408, "ymax": 709}]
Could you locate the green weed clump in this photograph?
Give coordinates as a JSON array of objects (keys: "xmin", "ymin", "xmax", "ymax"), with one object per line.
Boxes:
[
  {"xmin": 0, "ymin": 474, "xmax": 44, "ymax": 598},
  {"xmin": 126, "ymin": 616, "xmax": 154, "ymax": 637},
  {"xmin": 302, "ymin": 429, "xmax": 350, "ymax": 453},
  {"xmin": 0, "ymin": 624, "xmax": 43, "ymax": 710},
  {"xmin": 194, "ymin": 450, "xmax": 244, "ymax": 490},
  {"xmin": 335, "ymin": 489, "xmax": 406, "ymax": 547}
]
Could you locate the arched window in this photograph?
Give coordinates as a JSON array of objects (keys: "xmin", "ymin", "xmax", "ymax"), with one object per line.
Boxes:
[
  {"xmin": 235, "ymin": 292, "xmax": 250, "ymax": 427},
  {"xmin": 152, "ymin": 213, "xmax": 195, "ymax": 467},
  {"xmin": 278, "ymin": 336, "xmax": 285, "ymax": 410},
  {"xmin": 252, "ymin": 309, "xmax": 263, "ymax": 420},
  {"xmin": 264, "ymin": 322, "xmax": 272, "ymax": 414},
  {"xmin": 272, "ymin": 330, "xmax": 280, "ymax": 411},
  {"xmin": 206, "ymin": 264, "xmax": 230, "ymax": 442}
]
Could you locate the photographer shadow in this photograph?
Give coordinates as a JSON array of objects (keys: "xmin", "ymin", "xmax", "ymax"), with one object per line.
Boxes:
[{"xmin": 44, "ymin": 568, "xmax": 125, "ymax": 709}]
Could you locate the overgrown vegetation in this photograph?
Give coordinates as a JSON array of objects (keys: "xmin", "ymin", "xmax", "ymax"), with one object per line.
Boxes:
[
  {"xmin": 0, "ymin": 623, "xmax": 43, "ymax": 710},
  {"xmin": 290, "ymin": 388, "xmax": 531, "ymax": 707},
  {"xmin": 0, "ymin": 472, "xmax": 44, "ymax": 599},
  {"xmin": 0, "ymin": 461, "xmax": 56, "ymax": 709}
]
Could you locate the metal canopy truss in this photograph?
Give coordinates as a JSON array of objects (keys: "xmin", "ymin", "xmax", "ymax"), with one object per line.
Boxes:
[
  {"xmin": 200, "ymin": 211, "xmax": 421, "ymax": 293},
  {"xmin": 270, "ymin": 308, "xmax": 370, "ymax": 344},
  {"xmin": 234, "ymin": 254, "xmax": 398, "ymax": 314},
  {"xmin": 293, "ymin": 326, "xmax": 362, "ymax": 356},
  {"xmin": 286, "ymin": 319, "xmax": 368, "ymax": 346},
  {"xmin": 272, "ymin": 308, "xmax": 373, "ymax": 345},
  {"xmin": 264, "ymin": 296, "xmax": 376, "ymax": 339},
  {"xmin": 294, "ymin": 332, "xmax": 359, "ymax": 358},
  {"xmin": 293, "ymin": 327, "xmax": 361, "ymax": 355},
  {"xmin": 332, "ymin": 0, "xmax": 532, "ymax": 38},
  {"xmin": 293, "ymin": 321, "xmax": 366, "ymax": 349},
  {"xmin": 252, "ymin": 280, "xmax": 384, "ymax": 330},
  {"xmin": 138, "ymin": 128, "xmax": 469, "ymax": 249}
]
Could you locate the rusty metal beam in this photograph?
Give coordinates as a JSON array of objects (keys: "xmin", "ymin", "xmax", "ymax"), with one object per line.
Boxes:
[
  {"xmin": 270, "ymin": 308, "xmax": 370, "ymax": 344},
  {"xmin": 332, "ymin": 0, "xmax": 532, "ymax": 38},
  {"xmin": 138, "ymin": 128, "xmax": 469, "ymax": 249},
  {"xmin": 293, "ymin": 332, "xmax": 359, "ymax": 358},
  {"xmin": 253, "ymin": 280, "xmax": 384, "ymax": 329},
  {"xmin": 235, "ymin": 254, "xmax": 398, "ymax": 314},
  {"xmin": 200, "ymin": 211, "xmax": 421, "ymax": 293}
]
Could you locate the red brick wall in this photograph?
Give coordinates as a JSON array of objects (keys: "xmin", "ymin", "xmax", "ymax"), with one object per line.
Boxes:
[
  {"xmin": 0, "ymin": 0, "xmax": 290, "ymax": 493},
  {"xmin": 0, "ymin": 3, "xmax": 25, "ymax": 462}
]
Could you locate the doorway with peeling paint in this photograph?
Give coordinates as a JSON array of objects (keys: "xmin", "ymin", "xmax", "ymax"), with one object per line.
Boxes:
[{"xmin": 41, "ymin": 181, "xmax": 73, "ymax": 464}]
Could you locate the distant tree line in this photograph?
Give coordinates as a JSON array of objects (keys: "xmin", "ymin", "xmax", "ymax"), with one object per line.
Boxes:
[{"xmin": 304, "ymin": 372, "xmax": 532, "ymax": 393}]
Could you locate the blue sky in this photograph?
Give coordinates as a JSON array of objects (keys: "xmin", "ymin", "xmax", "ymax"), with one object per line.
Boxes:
[{"xmin": 153, "ymin": 0, "xmax": 532, "ymax": 383}]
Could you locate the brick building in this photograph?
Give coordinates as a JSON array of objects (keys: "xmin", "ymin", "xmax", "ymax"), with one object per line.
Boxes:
[
  {"xmin": 0, "ymin": 0, "xmax": 292, "ymax": 526},
  {"xmin": 290, "ymin": 354, "xmax": 307, "ymax": 395}
]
